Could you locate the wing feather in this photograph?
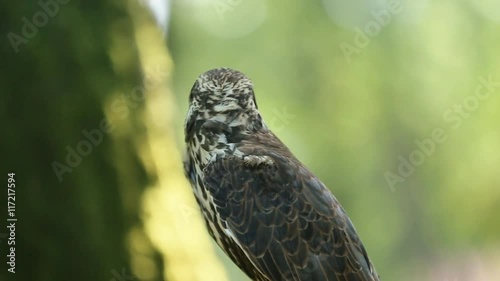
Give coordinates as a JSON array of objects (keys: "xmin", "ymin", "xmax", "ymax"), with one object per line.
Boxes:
[{"xmin": 203, "ymin": 133, "xmax": 380, "ymax": 281}]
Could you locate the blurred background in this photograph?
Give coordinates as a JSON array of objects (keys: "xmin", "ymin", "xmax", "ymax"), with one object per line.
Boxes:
[{"xmin": 1, "ymin": 0, "xmax": 499, "ymax": 280}]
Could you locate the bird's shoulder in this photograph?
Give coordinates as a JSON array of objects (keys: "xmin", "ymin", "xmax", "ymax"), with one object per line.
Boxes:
[{"xmin": 205, "ymin": 129, "xmax": 342, "ymax": 222}]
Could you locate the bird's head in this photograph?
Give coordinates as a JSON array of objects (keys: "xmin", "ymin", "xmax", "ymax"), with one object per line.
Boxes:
[{"xmin": 185, "ymin": 68, "xmax": 265, "ymax": 142}]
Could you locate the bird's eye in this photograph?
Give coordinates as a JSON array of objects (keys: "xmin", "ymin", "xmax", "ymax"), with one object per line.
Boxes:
[{"xmin": 189, "ymin": 90, "xmax": 209, "ymax": 104}]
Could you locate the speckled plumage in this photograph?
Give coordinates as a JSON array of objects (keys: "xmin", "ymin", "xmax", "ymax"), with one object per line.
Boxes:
[{"xmin": 183, "ymin": 68, "xmax": 381, "ymax": 281}]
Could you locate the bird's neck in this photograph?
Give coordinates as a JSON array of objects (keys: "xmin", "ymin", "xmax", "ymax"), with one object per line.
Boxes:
[{"xmin": 188, "ymin": 110, "xmax": 267, "ymax": 168}]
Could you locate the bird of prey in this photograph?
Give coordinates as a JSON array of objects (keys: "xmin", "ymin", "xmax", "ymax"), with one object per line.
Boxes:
[{"xmin": 183, "ymin": 68, "xmax": 380, "ymax": 281}]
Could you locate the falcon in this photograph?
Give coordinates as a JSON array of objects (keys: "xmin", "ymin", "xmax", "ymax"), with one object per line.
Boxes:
[{"xmin": 183, "ymin": 68, "xmax": 381, "ymax": 281}]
